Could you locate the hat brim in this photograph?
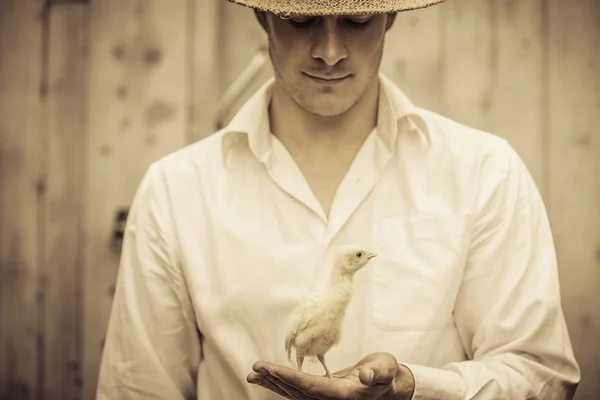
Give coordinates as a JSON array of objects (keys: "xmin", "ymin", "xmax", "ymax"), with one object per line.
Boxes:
[{"xmin": 225, "ymin": 0, "xmax": 446, "ymax": 17}]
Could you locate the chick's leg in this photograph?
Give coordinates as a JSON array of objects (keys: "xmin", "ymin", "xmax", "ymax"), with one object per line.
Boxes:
[
  {"xmin": 296, "ymin": 355, "xmax": 304, "ymax": 372},
  {"xmin": 317, "ymin": 354, "xmax": 332, "ymax": 379}
]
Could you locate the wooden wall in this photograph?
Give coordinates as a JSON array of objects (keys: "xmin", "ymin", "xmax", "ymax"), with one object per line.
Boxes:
[{"xmin": 0, "ymin": 0, "xmax": 598, "ymax": 399}]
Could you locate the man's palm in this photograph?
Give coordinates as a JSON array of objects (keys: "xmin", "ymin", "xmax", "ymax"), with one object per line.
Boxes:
[
  {"xmin": 248, "ymin": 352, "xmax": 404, "ymax": 400},
  {"xmin": 330, "ymin": 365, "xmax": 395, "ymax": 399}
]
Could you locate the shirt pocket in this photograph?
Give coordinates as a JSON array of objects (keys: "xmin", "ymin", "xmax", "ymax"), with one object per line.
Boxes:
[{"xmin": 370, "ymin": 213, "xmax": 473, "ymax": 331}]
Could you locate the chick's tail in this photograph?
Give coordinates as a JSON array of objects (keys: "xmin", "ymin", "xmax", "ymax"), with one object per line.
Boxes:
[{"xmin": 284, "ymin": 328, "xmax": 297, "ymax": 364}]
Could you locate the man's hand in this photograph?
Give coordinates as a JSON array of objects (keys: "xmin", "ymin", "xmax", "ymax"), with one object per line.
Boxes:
[{"xmin": 246, "ymin": 352, "xmax": 415, "ymax": 400}]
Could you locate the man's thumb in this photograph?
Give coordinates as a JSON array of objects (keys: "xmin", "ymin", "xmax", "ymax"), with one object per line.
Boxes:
[{"xmin": 358, "ymin": 366, "xmax": 395, "ymax": 386}]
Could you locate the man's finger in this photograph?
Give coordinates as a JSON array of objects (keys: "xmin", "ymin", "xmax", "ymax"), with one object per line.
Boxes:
[
  {"xmin": 247, "ymin": 373, "xmax": 292, "ymax": 399},
  {"xmin": 262, "ymin": 373, "xmax": 319, "ymax": 399},
  {"xmin": 257, "ymin": 380, "xmax": 292, "ymax": 399},
  {"xmin": 265, "ymin": 366, "xmax": 343, "ymax": 399},
  {"xmin": 358, "ymin": 353, "xmax": 399, "ymax": 385},
  {"xmin": 331, "ymin": 365, "xmax": 354, "ymax": 378}
]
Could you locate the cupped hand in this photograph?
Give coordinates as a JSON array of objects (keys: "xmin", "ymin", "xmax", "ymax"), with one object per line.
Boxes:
[{"xmin": 246, "ymin": 352, "xmax": 415, "ymax": 400}]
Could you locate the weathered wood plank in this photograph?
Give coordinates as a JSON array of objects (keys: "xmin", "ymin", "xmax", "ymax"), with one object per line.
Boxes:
[
  {"xmin": 219, "ymin": 1, "xmax": 272, "ymax": 127},
  {"xmin": 50, "ymin": 0, "xmax": 89, "ymax": 4},
  {"xmin": 442, "ymin": 0, "xmax": 494, "ymax": 130},
  {"xmin": 0, "ymin": 0, "xmax": 45, "ymax": 399},
  {"xmin": 489, "ymin": 0, "xmax": 545, "ymax": 193},
  {"xmin": 42, "ymin": 3, "xmax": 89, "ymax": 400},
  {"xmin": 442, "ymin": 0, "xmax": 545, "ymax": 191},
  {"xmin": 189, "ymin": 0, "xmax": 221, "ymax": 142},
  {"xmin": 547, "ymin": 1, "xmax": 600, "ymax": 399},
  {"xmin": 82, "ymin": 1, "xmax": 189, "ymax": 398},
  {"xmin": 380, "ymin": 1, "xmax": 444, "ymax": 114}
]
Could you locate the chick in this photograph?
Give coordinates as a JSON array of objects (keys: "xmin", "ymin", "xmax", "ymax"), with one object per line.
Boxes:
[{"xmin": 284, "ymin": 244, "xmax": 377, "ymax": 378}]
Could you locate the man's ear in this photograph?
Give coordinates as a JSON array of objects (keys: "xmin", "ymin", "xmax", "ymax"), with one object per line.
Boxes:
[
  {"xmin": 254, "ymin": 10, "xmax": 268, "ymax": 32},
  {"xmin": 385, "ymin": 12, "xmax": 397, "ymax": 31}
]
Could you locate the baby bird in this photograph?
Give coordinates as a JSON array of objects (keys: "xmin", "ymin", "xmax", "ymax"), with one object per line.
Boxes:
[{"xmin": 284, "ymin": 244, "xmax": 377, "ymax": 378}]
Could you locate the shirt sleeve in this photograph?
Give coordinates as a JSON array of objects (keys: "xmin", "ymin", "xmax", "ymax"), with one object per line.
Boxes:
[
  {"xmin": 96, "ymin": 163, "xmax": 201, "ymax": 400},
  {"xmin": 400, "ymin": 140, "xmax": 581, "ymax": 400}
]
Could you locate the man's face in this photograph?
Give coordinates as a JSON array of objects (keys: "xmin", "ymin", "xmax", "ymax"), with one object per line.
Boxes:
[{"xmin": 257, "ymin": 12, "xmax": 396, "ymax": 118}]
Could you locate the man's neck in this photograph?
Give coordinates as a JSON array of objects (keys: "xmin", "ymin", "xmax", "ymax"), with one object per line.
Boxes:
[{"xmin": 268, "ymin": 79, "xmax": 380, "ymax": 153}]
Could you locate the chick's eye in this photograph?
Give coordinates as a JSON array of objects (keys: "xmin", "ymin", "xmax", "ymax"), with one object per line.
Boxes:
[{"xmin": 356, "ymin": 252, "xmax": 362, "ymax": 258}]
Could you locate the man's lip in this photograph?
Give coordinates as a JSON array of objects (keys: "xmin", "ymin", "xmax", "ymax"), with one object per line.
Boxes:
[{"xmin": 305, "ymin": 73, "xmax": 350, "ymax": 81}]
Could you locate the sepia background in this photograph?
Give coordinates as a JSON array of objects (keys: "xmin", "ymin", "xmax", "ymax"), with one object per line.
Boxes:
[{"xmin": 0, "ymin": 0, "xmax": 598, "ymax": 399}]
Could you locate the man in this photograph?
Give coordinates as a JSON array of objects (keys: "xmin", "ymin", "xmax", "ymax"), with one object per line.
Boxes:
[{"xmin": 96, "ymin": 0, "xmax": 581, "ymax": 399}]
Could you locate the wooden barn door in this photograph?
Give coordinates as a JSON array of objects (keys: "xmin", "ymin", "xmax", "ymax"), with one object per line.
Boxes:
[
  {"xmin": 0, "ymin": 0, "xmax": 219, "ymax": 398},
  {"xmin": 1, "ymin": 1, "xmax": 599, "ymax": 399}
]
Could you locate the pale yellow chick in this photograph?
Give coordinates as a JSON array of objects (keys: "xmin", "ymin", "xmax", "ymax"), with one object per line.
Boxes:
[{"xmin": 284, "ymin": 244, "xmax": 377, "ymax": 378}]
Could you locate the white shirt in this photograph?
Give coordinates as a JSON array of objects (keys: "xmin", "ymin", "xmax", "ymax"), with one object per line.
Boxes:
[{"xmin": 96, "ymin": 74, "xmax": 580, "ymax": 399}]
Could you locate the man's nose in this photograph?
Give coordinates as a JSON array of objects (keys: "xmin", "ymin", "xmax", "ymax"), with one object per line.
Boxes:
[{"xmin": 311, "ymin": 17, "xmax": 348, "ymax": 66}]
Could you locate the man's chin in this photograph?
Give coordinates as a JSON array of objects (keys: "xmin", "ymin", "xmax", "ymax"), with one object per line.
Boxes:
[{"xmin": 300, "ymin": 100, "xmax": 354, "ymax": 118}]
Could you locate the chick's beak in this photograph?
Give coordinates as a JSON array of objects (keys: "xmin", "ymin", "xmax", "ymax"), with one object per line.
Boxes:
[{"xmin": 366, "ymin": 252, "xmax": 377, "ymax": 260}]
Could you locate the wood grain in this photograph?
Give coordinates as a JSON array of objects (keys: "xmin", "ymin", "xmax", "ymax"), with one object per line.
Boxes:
[
  {"xmin": 442, "ymin": 0, "xmax": 545, "ymax": 192},
  {"xmin": 219, "ymin": 1, "xmax": 272, "ymax": 126},
  {"xmin": 489, "ymin": 0, "xmax": 545, "ymax": 193},
  {"xmin": 547, "ymin": 1, "xmax": 600, "ymax": 399},
  {"xmin": 442, "ymin": 0, "xmax": 494, "ymax": 131},
  {"xmin": 0, "ymin": 1, "xmax": 45, "ymax": 399},
  {"xmin": 380, "ymin": 1, "xmax": 444, "ymax": 114},
  {"xmin": 42, "ymin": 3, "xmax": 89, "ymax": 399},
  {"xmin": 82, "ymin": 0, "xmax": 189, "ymax": 397},
  {"xmin": 189, "ymin": 0, "xmax": 221, "ymax": 141}
]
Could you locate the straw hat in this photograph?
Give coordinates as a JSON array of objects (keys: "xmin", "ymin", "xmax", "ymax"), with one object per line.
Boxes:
[{"xmin": 225, "ymin": 0, "xmax": 446, "ymax": 17}]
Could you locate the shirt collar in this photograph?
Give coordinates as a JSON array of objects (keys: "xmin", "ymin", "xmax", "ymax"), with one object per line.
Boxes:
[{"xmin": 219, "ymin": 73, "xmax": 431, "ymax": 167}]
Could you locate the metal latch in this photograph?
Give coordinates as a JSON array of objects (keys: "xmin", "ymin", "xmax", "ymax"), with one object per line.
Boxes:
[{"xmin": 112, "ymin": 208, "xmax": 129, "ymax": 254}]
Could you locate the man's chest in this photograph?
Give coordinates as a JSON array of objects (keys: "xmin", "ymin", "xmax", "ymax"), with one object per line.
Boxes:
[
  {"xmin": 298, "ymin": 163, "xmax": 349, "ymax": 217},
  {"xmin": 180, "ymin": 174, "xmax": 470, "ymax": 331},
  {"xmin": 292, "ymin": 147, "xmax": 360, "ymax": 217},
  {"xmin": 167, "ymin": 134, "xmax": 481, "ymax": 368},
  {"xmin": 176, "ymin": 195, "xmax": 471, "ymax": 376}
]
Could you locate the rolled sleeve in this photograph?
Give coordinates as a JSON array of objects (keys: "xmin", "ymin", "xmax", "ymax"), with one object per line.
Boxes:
[
  {"xmin": 96, "ymin": 163, "xmax": 201, "ymax": 399},
  {"xmin": 403, "ymin": 140, "xmax": 580, "ymax": 399}
]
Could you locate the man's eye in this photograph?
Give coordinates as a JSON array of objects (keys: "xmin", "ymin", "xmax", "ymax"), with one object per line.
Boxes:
[
  {"xmin": 289, "ymin": 18, "xmax": 317, "ymax": 28},
  {"xmin": 345, "ymin": 18, "xmax": 371, "ymax": 28},
  {"xmin": 287, "ymin": 16, "xmax": 371, "ymax": 29}
]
